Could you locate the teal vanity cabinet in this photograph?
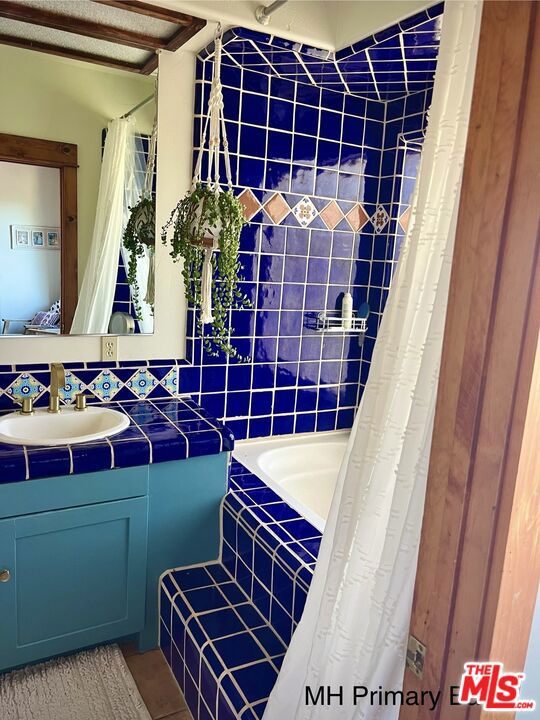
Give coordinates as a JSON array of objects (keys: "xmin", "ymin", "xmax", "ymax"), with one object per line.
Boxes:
[
  {"xmin": 0, "ymin": 466, "xmax": 149, "ymax": 672},
  {"xmin": 0, "ymin": 452, "xmax": 228, "ymax": 672}
]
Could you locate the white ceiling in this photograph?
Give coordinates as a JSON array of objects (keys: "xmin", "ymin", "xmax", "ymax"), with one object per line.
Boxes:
[{"xmin": 143, "ymin": 0, "xmax": 433, "ymax": 52}]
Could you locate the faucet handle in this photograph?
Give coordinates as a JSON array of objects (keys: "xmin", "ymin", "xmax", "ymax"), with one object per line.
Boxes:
[
  {"xmin": 75, "ymin": 393, "xmax": 87, "ymax": 412},
  {"xmin": 20, "ymin": 397, "xmax": 34, "ymax": 415}
]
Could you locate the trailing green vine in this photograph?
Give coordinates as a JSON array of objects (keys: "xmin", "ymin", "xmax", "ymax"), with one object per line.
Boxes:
[
  {"xmin": 162, "ymin": 183, "xmax": 251, "ymax": 360},
  {"xmin": 123, "ymin": 195, "xmax": 155, "ymax": 319}
]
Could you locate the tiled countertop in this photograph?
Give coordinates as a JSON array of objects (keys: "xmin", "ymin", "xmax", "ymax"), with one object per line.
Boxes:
[{"xmin": 0, "ymin": 397, "xmax": 234, "ymax": 485}]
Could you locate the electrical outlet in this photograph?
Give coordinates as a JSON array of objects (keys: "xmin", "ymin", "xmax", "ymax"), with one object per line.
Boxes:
[{"xmin": 101, "ymin": 336, "xmax": 118, "ymax": 362}]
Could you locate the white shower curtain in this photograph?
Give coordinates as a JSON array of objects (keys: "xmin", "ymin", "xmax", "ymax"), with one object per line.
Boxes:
[
  {"xmin": 263, "ymin": 3, "xmax": 482, "ymax": 719},
  {"xmin": 121, "ymin": 133, "xmax": 154, "ymax": 333},
  {"xmin": 71, "ymin": 118, "xmax": 134, "ymax": 335}
]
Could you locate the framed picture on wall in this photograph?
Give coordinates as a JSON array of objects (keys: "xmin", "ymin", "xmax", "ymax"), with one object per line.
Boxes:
[
  {"xmin": 31, "ymin": 230, "xmax": 44, "ymax": 247},
  {"xmin": 10, "ymin": 225, "xmax": 32, "ymax": 249},
  {"xmin": 45, "ymin": 228, "xmax": 61, "ymax": 249}
]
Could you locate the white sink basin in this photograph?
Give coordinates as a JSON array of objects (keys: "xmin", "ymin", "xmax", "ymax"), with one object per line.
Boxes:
[{"xmin": 0, "ymin": 405, "xmax": 130, "ymax": 447}]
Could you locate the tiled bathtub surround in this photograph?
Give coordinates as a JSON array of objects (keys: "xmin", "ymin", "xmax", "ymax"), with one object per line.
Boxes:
[
  {"xmin": 160, "ymin": 459, "xmax": 321, "ymax": 720},
  {"xmin": 179, "ymin": 7, "xmax": 441, "ymax": 440},
  {"xmin": 0, "ymin": 396, "xmax": 233, "ymax": 484}
]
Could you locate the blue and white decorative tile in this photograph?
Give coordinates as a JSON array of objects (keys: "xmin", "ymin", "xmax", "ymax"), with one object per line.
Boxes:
[
  {"xmin": 6, "ymin": 373, "xmax": 45, "ymax": 402},
  {"xmin": 59, "ymin": 371, "xmax": 85, "ymax": 404},
  {"xmin": 127, "ymin": 368, "xmax": 158, "ymax": 399},
  {"xmin": 292, "ymin": 196, "xmax": 318, "ymax": 228},
  {"xmin": 89, "ymin": 370, "xmax": 122, "ymax": 402},
  {"xmin": 371, "ymin": 204, "xmax": 390, "ymax": 234},
  {"xmin": 160, "ymin": 367, "xmax": 178, "ymax": 396}
]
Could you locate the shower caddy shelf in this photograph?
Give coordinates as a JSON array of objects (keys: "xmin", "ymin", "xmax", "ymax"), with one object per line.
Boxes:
[{"xmin": 315, "ymin": 310, "xmax": 368, "ymax": 334}]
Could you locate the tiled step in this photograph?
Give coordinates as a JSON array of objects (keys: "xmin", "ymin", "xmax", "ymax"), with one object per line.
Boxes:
[
  {"xmin": 160, "ymin": 563, "xmax": 285, "ymax": 720},
  {"xmin": 160, "ymin": 461, "xmax": 323, "ymax": 720}
]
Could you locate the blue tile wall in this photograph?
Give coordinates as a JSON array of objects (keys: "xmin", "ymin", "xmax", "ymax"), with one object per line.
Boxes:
[
  {"xmin": 199, "ymin": 3, "xmax": 444, "ymax": 101},
  {"xmin": 0, "ymin": 5, "xmax": 440, "ymax": 444},
  {"xmin": 178, "ymin": 10, "xmax": 438, "ymax": 440}
]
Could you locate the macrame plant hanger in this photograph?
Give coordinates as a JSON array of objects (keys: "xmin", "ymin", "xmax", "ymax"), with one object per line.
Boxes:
[{"xmin": 192, "ymin": 23, "xmax": 233, "ymax": 324}]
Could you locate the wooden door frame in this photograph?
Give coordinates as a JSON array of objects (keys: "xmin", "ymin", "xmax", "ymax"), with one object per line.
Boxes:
[
  {"xmin": 401, "ymin": 2, "xmax": 540, "ymax": 718},
  {"xmin": 0, "ymin": 132, "xmax": 78, "ymax": 333}
]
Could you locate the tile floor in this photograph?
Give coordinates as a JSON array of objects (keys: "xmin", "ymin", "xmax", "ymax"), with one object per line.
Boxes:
[{"xmin": 122, "ymin": 644, "xmax": 191, "ymax": 720}]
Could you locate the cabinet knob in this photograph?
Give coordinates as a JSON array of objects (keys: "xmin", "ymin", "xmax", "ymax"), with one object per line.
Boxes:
[{"xmin": 0, "ymin": 569, "xmax": 11, "ymax": 583}]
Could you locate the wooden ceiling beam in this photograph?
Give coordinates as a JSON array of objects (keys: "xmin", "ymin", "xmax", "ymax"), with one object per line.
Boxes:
[
  {"xmin": 0, "ymin": 1, "xmax": 167, "ymax": 51},
  {"xmin": 0, "ymin": 33, "xmax": 143, "ymax": 73},
  {"xmin": 91, "ymin": 0, "xmax": 201, "ymax": 27},
  {"xmin": 140, "ymin": 18, "xmax": 206, "ymax": 75}
]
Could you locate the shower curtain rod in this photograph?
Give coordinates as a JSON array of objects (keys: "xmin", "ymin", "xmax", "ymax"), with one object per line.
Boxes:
[
  {"xmin": 255, "ymin": 0, "xmax": 288, "ymax": 25},
  {"xmin": 121, "ymin": 94, "xmax": 154, "ymax": 119}
]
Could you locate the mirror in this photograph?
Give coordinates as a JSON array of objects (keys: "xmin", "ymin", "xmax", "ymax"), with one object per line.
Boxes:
[{"xmin": 0, "ymin": 44, "xmax": 156, "ymax": 337}]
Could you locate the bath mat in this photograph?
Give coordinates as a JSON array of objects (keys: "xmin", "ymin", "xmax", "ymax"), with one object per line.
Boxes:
[{"xmin": 0, "ymin": 644, "xmax": 152, "ymax": 720}]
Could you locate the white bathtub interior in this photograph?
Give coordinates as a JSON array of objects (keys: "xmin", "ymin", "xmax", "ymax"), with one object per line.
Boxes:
[{"xmin": 233, "ymin": 430, "xmax": 349, "ymax": 531}]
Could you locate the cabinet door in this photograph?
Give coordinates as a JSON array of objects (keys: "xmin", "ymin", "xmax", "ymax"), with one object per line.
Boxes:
[{"xmin": 0, "ymin": 496, "xmax": 147, "ymax": 671}]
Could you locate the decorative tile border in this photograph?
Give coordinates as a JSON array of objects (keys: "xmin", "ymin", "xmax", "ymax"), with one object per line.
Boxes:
[
  {"xmin": 0, "ymin": 362, "xmax": 179, "ymax": 411},
  {"xmin": 0, "ymin": 396, "xmax": 233, "ymax": 484},
  {"xmin": 241, "ymin": 188, "xmax": 370, "ymax": 232}
]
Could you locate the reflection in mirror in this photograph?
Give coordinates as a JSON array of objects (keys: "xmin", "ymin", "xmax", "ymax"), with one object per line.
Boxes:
[
  {"xmin": 0, "ymin": 44, "xmax": 156, "ymax": 337},
  {"xmin": 0, "ymin": 162, "xmax": 62, "ymax": 335}
]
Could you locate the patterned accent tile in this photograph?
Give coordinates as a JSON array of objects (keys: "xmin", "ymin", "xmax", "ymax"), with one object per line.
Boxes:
[
  {"xmin": 263, "ymin": 193, "xmax": 290, "ymax": 224},
  {"xmin": 127, "ymin": 368, "xmax": 158, "ymax": 399},
  {"xmin": 59, "ymin": 371, "xmax": 85, "ymax": 405},
  {"xmin": 320, "ymin": 200, "xmax": 344, "ymax": 230},
  {"xmin": 371, "ymin": 204, "xmax": 390, "ymax": 234},
  {"xmin": 292, "ymin": 196, "xmax": 318, "ymax": 228},
  {"xmin": 238, "ymin": 188, "xmax": 261, "ymax": 220},
  {"xmin": 345, "ymin": 203, "xmax": 369, "ymax": 232},
  {"xmin": 6, "ymin": 373, "xmax": 45, "ymax": 402},
  {"xmin": 399, "ymin": 206, "xmax": 411, "ymax": 232},
  {"xmin": 160, "ymin": 367, "xmax": 178, "ymax": 395},
  {"xmin": 89, "ymin": 370, "xmax": 122, "ymax": 402}
]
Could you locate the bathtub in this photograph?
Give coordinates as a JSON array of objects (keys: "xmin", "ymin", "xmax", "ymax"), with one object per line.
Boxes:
[{"xmin": 233, "ymin": 430, "xmax": 349, "ymax": 531}]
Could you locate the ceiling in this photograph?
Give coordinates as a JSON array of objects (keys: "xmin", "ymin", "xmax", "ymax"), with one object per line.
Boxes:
[
  {"xmin": 0, "ymin": 0, "xmax": 206, "ymax": 74},
  {"xmin": 201, "ymin": 2, "xmax": 443, "ymax": 102}
]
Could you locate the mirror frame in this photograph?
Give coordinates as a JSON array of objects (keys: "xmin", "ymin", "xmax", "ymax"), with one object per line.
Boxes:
[{"xmin": 0, "ymin": 132, "xmax": 78, "ymax": 333}]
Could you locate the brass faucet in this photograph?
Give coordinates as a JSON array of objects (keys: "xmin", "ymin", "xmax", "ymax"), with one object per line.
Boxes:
[{"xmin": 48, "ymin": 363, "xmax": 66, "ymax": 413}]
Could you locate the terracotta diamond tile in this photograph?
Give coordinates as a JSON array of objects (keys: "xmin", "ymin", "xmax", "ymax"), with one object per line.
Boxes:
[
  {"xmin": 399, "ymin": 206, "xmax": 411, "ymax": 232},
  {"xmin": 263, "ymin": 193, "xmax": 290, "ymax": 225},
  {"xmin": 320, "ymin": 201, "xmax": 344, "ymax": 230},
  {"xmin": 238, "ymin": 188, "xmax": 260, "ymax": 221},
  {"xmin": 345, "ymin": 203, "xmax": 369, "ymax": 232}
]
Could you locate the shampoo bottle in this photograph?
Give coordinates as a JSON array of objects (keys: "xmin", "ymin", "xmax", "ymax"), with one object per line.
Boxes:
[{"xmin": 342, "ymin": 292, "xmax": 353, "ymax": 330}]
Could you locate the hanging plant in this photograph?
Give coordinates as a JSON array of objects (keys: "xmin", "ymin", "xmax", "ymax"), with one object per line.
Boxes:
[
  {"xmin": 162, "ymin": 183, "xmax": 251, "ymax": 359},
  {"xmin": 123, "ymin": 91, "xmax": 157, "ymax": 320},
  {"xmin": 123, "ymin": 195, "xmax": 155, "ymax": 318},
  {"xmin": 161, "ymin": 25, "xmax": 251, "ymax": 360}
]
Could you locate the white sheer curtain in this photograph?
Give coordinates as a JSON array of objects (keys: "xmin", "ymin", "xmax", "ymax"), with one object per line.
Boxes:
[
  {"xmin": 71, "ymin": 117, "xmax": 134, "ymax": 335},
  {"xmin": 263, "ymin": 3, "xmax": 482, "ymax": 719}
]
